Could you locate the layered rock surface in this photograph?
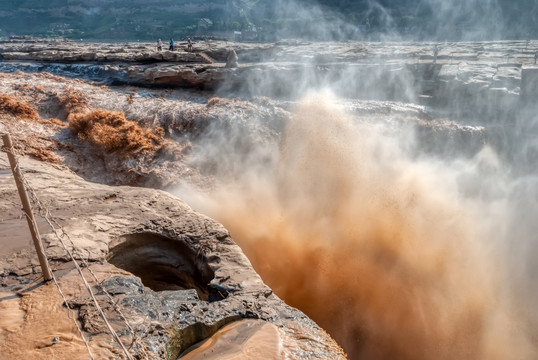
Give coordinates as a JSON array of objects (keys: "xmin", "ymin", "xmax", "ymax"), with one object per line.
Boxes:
[
  {"xmin": 1, "ymin": 38, "xmax": 538, "ymax": 119},
  {"xmin": 0, "ymin": 153, "xmax": 346, "ymax": 359},
  {"xmin": 2, "ymin": 38, "xmax": 538, "ymax": 359}
]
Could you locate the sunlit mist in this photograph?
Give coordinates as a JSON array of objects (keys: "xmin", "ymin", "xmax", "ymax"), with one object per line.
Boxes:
[{"xmin": 175, "ymin": 94, "xmax": 537, "ymax": 360}]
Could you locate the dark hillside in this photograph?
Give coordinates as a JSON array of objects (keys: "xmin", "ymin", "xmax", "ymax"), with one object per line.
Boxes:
[{"xmin": 0, "ymin": 0, "xmax": 536, "ymax": 41}]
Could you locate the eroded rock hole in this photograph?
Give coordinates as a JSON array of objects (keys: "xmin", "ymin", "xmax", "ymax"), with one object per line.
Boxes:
[{"xmin": 107, "ymin": 232, "xmax": 217, "ymax": 301}]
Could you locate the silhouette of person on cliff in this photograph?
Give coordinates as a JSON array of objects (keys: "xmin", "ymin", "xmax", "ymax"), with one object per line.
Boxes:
[
  {"xmin": 169, "ymin": 38, "xmax": 174, "ymax": 51},
  {"xmin": 188, "ymin": 38, "xmax": 192, "ymax": 52},
  {"xmin": 157, "ymin": 39, "xmax": 162, "ymax": 51}
]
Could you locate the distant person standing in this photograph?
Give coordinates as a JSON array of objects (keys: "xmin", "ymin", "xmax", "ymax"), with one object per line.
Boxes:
[
  {"xmin": 169, "ymin": 38, "xmax": 174, "ymax": 51},
  {"xmin": 187, "ymin": 38, "xmax": 192, "ymax": 52},
  {"xmin": 157, "ymin": 39, "xmax": 162, "ymax": 51},
  {"xmin": 433, "ymin": 45, "xmax": 439, "ymax": 64}
]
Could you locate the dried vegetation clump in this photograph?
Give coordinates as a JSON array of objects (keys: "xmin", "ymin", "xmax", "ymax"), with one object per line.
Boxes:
[
  {"xmin": 69, "ymin": 109, "xmax": 165, "ymax": 155},
  {"xmin": 0, "ymin": 93, "xmax": 39, "ymax": 120}
]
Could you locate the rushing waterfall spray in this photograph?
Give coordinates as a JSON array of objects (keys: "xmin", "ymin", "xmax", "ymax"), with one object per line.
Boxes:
[{"xmin": 176, "ymin": 93, "xmax": 538, "ymax": 360}]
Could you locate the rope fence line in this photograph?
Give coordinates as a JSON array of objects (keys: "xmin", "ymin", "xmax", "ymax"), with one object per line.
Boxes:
[
  {"xmin": 1, "ymin": 135, "xmax": 52, "ymax": 281},
  {"xmin": 32, "ymin": 199, "xmax": 151, "ymax": 359},
  {"xmin": 41, "ymin": 211, "xmax": 135, "ymax": 360},
  {"xmin": 1, "ymin": 137, "xmax": 149, "ymax": 360},
  {"xmin": 1, "ymin": 140, "xmax": 96, "ymax": 359},
  {"xmin": 19, "ymin": 163, "xmax": 151, "ymax": 359},
  {"xmin": 50, "ymin": 272, "xmax": 96, "ymax": 360}
]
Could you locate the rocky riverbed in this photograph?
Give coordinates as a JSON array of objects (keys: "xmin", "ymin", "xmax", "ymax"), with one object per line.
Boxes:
[
  {"xmin": 1, "ymin": 38, "xmax": 538, "ymax": 114},
  {"xmin": 2, "ymin": 38, "xmax": 538, "ymax": 360},
  {"xmin": 0, "ymin": 39, "xmax": 352, "ymax": 359},
  {"xmin": 0, "ymin": 153, "xmax": 346, "ymax": 359}
]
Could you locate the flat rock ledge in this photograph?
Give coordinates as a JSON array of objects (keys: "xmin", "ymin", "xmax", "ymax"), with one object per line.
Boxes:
[
  {"xmin": 2, "ymin": 38, "xmax": 538, "ymax": 117},
  {"xmin": 0, "ymin": 153, "xmax": 345, "ymax": 359}
]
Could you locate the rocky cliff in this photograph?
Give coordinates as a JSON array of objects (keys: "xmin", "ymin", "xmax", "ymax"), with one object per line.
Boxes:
[
  {"xmin": 0, "ymin": 42, "xmax": 351, "ymax": 357},
  {"xmin": 2, "ymin": 38, "xmax": 538, "ymax": 359},
  {"xmin": 0, "ymin": 149, "xmax": 345, "ymax": 359},
  {"xmin": 2, "ymin": 38, "xmax": 538, "ymax": 120}
]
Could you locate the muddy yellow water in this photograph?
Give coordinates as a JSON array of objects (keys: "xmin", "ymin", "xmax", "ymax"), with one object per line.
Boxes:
[
  {"xmin": 180, "ymin": 319, "xmax": 283, "ymax": 360},
  {"xmin": 0, "ymin": 265, "xmax": 132, "ymax": 359},
  {"xmin": 0, "ymin": 292, "xmax": 25, "ymax": 340},
  {"xmin": 183, "ymin": 96, "xmax": 538, "ymax": 360}
]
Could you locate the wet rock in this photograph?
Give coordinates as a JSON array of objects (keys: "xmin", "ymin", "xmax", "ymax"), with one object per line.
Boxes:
[
  {"xmin": 1, "ymin": 38, "xmax": 536, "ymax": 110},
  {"xmin": 0, "ymin": 154, "xmax": 346, "ymax": 359},
  {"xmin": 102, "ymin": 275, "xmax": 144, "ymax": 295}
]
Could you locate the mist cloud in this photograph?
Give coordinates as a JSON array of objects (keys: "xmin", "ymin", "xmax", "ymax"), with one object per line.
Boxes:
[{"xmin": 173, "ymin": 92, "xmax": 538, "ymax": 359}]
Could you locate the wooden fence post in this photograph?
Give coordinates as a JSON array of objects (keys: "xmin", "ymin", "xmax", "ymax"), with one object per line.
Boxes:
[{"xmin": 2, "ymin": 134, "xmax": 53, "ymax": 282}]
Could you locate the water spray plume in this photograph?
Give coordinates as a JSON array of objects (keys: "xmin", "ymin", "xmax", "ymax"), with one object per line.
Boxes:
[{"xmin": 181, "ymin": 94, "xmax": 537, "ymax": 359}]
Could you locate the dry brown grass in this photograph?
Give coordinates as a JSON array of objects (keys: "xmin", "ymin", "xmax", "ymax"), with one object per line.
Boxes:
[
  {"xmin": 69, "ymin": 109, "xmax": 165, "ymax": 155},
  {"xmin": 57, "ymin": 86, "xmax": 89, "ymax": 114},
  {"xmin": 0, "ymin": 93, "xmax": 39, "ymax": 119}
]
